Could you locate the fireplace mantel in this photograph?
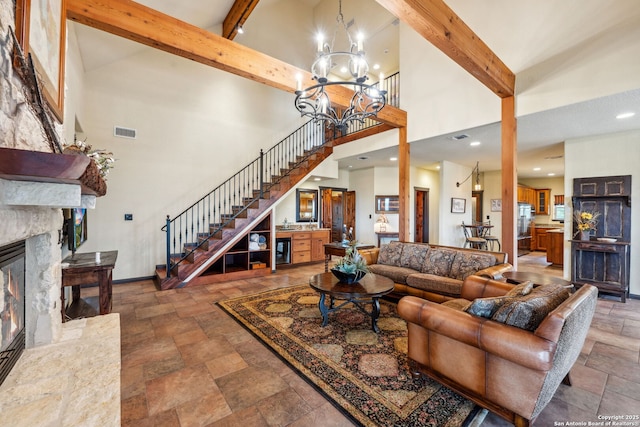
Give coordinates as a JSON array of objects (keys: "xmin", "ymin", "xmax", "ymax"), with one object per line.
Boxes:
[{"xmin": 0, "ymin": 148, "xmax": 107, "ymax": 197}]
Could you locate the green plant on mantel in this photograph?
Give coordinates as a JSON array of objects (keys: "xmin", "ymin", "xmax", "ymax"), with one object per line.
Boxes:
[{"xmin": 65, "ymin": 137, "xmax": 115, "ymax": 179}]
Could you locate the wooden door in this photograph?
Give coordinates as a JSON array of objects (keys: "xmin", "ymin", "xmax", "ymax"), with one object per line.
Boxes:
[
  {"xmin": 414, "ymin": 188, "xmax": 429, "ymax": 243},
  {"xmin": 331, "ymin": 192, "xmax": 343, "ymax": 242},
  {"xmin": 321, "ymin": 188, "xmax": 333, "ymax": 231},
  {"xmin": 344, "ymin": 191, "xmax": 356, "ymax": 240}
]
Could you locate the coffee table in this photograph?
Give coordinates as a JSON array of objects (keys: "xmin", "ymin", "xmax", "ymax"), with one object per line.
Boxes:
[
  {"xmin": 503, "ymin": 271, "xmax": 574, "ymax": 290},
  {"xmin": 309, "ymin": 272, "xmax": 394, "ymax": 333}
]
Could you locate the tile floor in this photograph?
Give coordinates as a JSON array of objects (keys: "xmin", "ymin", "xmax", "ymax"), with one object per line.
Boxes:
[{"xmin": 97, "ymin": 252, "xmax": 639, "ymax": 426}]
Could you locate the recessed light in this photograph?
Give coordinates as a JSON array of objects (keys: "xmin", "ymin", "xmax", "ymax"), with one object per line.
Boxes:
[
  {"xmin": 314, "ymin": 177, "xmax": 321, "ymax": 181},
  {"xmin": 547, "ymin": 173, "xmax": 556, "ymax": 176},
  {"xmin": 348, "ymin": 165, "xmax": 353, "ymax": 168},
  {"xmin": 616, "ymin": 112, "xmax": 635, "ymax": 119},
  {"xmin": 390, "ymin": 157, "xmax": 397, "ymax": 161},
  {"xmin": 470, "ymin": 141, "xmax": 481, "ymax": 146},
  {"xmin": 533, "ymin": 167, "xmax": 541, "ymax": 171},
  {"xmin": 373, "ymin": 64, "xmax": 380, "ymax": 70}
]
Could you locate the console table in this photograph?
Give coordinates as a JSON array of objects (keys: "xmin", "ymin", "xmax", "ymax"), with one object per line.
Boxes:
[
  {"xmin": 61, "ymin": 251, "xmax": 118, "ymax": 322},
  {"xmin": 375, "ymin": 232, "xmax": 399, "ymax": 247}
]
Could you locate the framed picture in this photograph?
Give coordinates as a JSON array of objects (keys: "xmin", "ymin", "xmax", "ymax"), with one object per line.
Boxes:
[
  {"xmin": 375, "ymin": 195, "xmax": 399, "ymax": 213},
  {"xmin": 491, "ymin": 199, "xmax": 502, "ymax": 212},
  {"xmin": 15, "ymin": 0, "xmax": 67, "ymax": 122},
  {"xmin": 451, "ymin": 197, "xmax": 466, "ymax": 213}
]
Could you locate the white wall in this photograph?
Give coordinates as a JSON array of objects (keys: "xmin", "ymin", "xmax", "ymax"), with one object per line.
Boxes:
[
  {"xmin": 79, "ymin": 46, "xmax": 303, "ymax": 280},
  {"xmin": 564, "ymin": 130, "xmax": 639, "ymax": 295}
]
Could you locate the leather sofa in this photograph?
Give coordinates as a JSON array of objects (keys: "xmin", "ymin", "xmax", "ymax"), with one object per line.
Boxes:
[
  {"xmin": 358, "ymin": 241, "xmax": 513, "ymax": 302},
  {"xmin": 397, "ymin": 275, "xmax": 598, "ymax": 427}
]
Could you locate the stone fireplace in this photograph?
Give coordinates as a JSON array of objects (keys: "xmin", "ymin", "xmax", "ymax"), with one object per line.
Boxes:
[{"xmin": 0, "ymin": 7, "xmax": 119, "ymax": 427}]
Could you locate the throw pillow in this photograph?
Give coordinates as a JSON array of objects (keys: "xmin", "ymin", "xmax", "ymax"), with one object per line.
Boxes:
[
  {"xmin": 491, "ymin": 284, "xmax": 571, "ymax": 331},
  {"xmin": 377, "ymin": 241, "xmax": 403, "ymax": 266},
  {"xmin": 449, "ymin": 252, "xmax": 496, "ymax": 280},
  {"xmin": 421, "ymin": 247, "xmax": 457, "ymax": 276},
  {"xmin": 464, "ymin": 295, "xmax": 513, "ymax": 318},
  {"xmin": 399, "ymin": 243, "xmax": 429, "ymax": 271}
]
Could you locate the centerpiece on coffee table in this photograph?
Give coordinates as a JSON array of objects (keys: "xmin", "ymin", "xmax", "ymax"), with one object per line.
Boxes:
[{"xmin": 331, "ymin": 242, "xmax": 369, "ymax": 284}]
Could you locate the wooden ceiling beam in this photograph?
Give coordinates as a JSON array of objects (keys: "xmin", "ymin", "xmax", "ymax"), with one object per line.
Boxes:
[
  {"xmin": 66, "ymin": 0, "xmax": 406, "ymax": 128},
  {"xmin": 375, "ymin": 0, "xmax": 515, "ymax": 97},
  {"xmin": 222, "ymin": 0, "xmax": 260, "ymax": 40}
]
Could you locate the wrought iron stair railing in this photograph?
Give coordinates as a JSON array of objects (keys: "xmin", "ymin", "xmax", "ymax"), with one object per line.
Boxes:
[{"xmin": 161, "ymin": 72, "xmax": 400, "ymax": 279}]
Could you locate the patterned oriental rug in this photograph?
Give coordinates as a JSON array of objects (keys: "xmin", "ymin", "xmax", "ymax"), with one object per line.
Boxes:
[{"xmin": 218, "ymin": 284, "xmax": 486, "ymax": 427}]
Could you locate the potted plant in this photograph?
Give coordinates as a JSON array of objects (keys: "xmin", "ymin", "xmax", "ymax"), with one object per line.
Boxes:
[{"xmin": 331, "ymin": 242, "xmax": 369, "ymax": 284}]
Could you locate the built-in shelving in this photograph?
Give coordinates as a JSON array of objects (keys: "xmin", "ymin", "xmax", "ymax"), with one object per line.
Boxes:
[{"xmin": 199, "ymin": 214, "xmax": 272, "ymax": 283}]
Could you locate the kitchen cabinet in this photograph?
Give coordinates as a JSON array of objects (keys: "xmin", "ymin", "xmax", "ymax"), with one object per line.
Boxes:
[
  {"xmin": 546, "ymin": 229, "xmax": 564, "ymax": 266},
  {"xmin": 517, "ymin": 185, "xmax": 536, "ymax": 206},
  {"xmin": 535, "ymin": 189, "xmax": 551, "ymax": 215}
]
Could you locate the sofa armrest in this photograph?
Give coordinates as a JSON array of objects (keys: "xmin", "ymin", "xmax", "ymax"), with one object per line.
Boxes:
[
  {"xmin": 398, "ymin": 296, "xmax": 557, "ymax": 371},
  {"xmin": 476, "ymin": 262, "xmax": 513, "ymax": 279},
  {"xmin": 460, "ymin": 275, "xmax": 515, "ymax": 300},
  {"xmin": 358, "ymin": 248, "xmax": 379, "ymax": 265}
]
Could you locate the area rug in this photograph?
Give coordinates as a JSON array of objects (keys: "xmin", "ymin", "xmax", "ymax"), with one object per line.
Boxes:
[{"xmin": 218, "ymin": 284, "xmax": 486, "ymax": 427}]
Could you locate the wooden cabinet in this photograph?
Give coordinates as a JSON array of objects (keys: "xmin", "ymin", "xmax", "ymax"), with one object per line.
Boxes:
[
  {"xmin": 311, "ymin": 230, "xmax": 331, "ymax": 261},
  {"xmin": 285, "ymin": 229, "xmax": 331, "ymax": 265},
  {"xmin": 535, "ymin": 228, "xmax": 548, "ymax": 251},
  {"xmin": 535, "ymin": 188, "xmax": 550, "ymax": 215},
  {"xmin": 517, "ymin": 185, "xmax": 536, "ymax": 206},
  {"xmin": 571, "ymin": 175, "xmax": 631, "ymax": 302},
  {"xmin": 546, "ymin": 229, "xmax": 564, "ymax": 266},
  {"xmin": 292, "ymin": 232, "xmax": 311, "ymax": 264}
]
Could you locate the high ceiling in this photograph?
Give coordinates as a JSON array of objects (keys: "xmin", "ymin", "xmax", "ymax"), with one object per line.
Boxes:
[{"xmin": 71, "ymin": 0, "xmax": 640, "ymax": 178}]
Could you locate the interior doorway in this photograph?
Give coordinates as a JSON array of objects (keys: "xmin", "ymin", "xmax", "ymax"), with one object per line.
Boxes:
[
  {"xmin": 414, "ymin": 187, "xmax": 430, "ymax": 243},
  {"xmin": 320, "ymin": 187, "xmax": 356, "ymax": 242},
  {"xmin": 472, "ymin": 191, "xmax": 483, "ymax": 223}
]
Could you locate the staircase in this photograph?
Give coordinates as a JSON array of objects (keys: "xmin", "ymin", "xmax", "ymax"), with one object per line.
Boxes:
[
  {"xmin": 155, "ymin": 120, "xmax": 336, "ymax": 289},
  {"xmin": 156, "ymin": 74, "xmax": 400, "ymax": 290}
]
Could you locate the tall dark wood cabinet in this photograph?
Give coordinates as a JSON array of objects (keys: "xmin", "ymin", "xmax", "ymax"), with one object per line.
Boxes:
[{"xmin": 571, "ymin": 175, "xmax": 631, "ymax": 302}]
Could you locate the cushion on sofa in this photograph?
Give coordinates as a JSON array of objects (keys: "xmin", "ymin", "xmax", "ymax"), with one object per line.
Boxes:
[
  {"xmin": 406, "ymin": 273, "xmax": 463, "ymax": 297},
  {"xmin": 449, "ymin": 252, "xmax": 497, "ymax": 280},
  {"xmin": 377, "ymin": 241, "xmax": 404, "ymax": 266},
  {"xmin": 399, "ymin": 243, "xmax": 430, "ymax": 271},
  {"xmin": 421, "ymin": 247, "xmax": 457, "ymax": 276},
  {"xmin": 506, "ymin": 281, "xmax": 534, "ymax": 296},
  {"xmin": 368, "ymin": 264, "xmax": 418, "ymax": 284},
  {"xmin": 491, "ymin": 284, "xmax": 571, "ymax": 331}
]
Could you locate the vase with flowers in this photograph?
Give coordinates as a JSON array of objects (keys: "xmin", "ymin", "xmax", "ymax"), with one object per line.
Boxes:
[
  {"xmin": 331, "ymin": 242, "xmax": 369, "ymax": 284},
  {"xmin": 573, "ymin": 209, "xmax": 600, "ymax": 240}
]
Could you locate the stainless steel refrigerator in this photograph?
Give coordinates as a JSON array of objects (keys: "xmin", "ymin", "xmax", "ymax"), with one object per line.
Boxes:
[{"xmin": 517, "ymin": 203, "xmax": 534, "ymax": 256}]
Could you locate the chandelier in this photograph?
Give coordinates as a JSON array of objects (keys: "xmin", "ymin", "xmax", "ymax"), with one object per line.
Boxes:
[{"xmin": 294, "ymin": 0, "xmax": 386, "ymax": 133}]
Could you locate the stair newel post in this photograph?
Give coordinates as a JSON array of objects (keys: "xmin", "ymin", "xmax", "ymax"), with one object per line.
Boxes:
[
  {"xmin": 259, "ymin": 149, "xmax": 264, "ymax": 199},
  {"xmin": 165, "ymin": 214, "xmax": 171, "ymax": 279}
]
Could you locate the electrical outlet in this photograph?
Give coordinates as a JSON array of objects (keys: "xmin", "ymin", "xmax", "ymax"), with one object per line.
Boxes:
[{"xmin": 124, "ymin": 214, "xmax": 133, "ymax": 221}]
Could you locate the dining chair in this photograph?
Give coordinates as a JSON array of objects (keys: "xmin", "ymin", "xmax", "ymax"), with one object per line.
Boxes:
[
  {"xmin": 462, "ymin": 222, "xmax": 487, "ymax": 249},
  {"xmin": 476, "ymin": 220, "xmax": 501, "ymax": 251}
]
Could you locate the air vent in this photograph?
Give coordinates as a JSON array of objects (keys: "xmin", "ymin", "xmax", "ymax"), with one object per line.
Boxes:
[
  {"xmin": 114, "ymin": 126, "xmax": 136, "ymax": 139},
  {"xmin": 450, "ymin": 134, "xmax": 469, "ymax": 141}
]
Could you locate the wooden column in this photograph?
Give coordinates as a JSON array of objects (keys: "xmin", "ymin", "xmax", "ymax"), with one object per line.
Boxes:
[
  {"xmin": 501, "ymin": 96, "xmax": 517, "ymax": 267},
  {"xmin": 398, "ymin": 127, "xmax": 410, "ymax": 241}
]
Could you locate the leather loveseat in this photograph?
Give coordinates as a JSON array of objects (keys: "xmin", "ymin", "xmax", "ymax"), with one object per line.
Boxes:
[
  {"xmin": 398, "ymin": 275, "xmax": 598, "ymax": 427},
  {"xmin": 358, "ymin": 241, "xmax": 513, "ymax": 302}
]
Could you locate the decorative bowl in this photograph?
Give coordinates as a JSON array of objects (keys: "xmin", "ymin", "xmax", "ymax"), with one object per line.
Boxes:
[
  {"xmin": 597, "ymin": 238, "xmax": 617, "ymax": 243},
  {"xmin": 331, "ymin": 268, "xmax": 366, "ymax": 284}
]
